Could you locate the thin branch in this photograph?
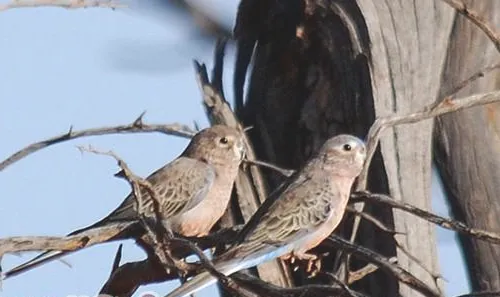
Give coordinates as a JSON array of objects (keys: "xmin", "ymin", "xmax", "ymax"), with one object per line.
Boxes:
[
  {"xmin": 345, "ymin": 206, "xmax": 402, "ymax": 235},
  {"xmin": 347, "ymin": 258, "xmax": 397, "ymax": 285},
  {"xmin": 0, "ymin": 235, "xmax": 89, "ymax": 257},
  {"xmin": 351, "ymin": 191, "xmax": 500, "ymax": 245},
  {"xmin": 110, "ymin": 244, "xmax": 123, "ymax": 276},
  {"xmin": 0, "ymin": 115, "xmax": 195, "ymax": 171},
  {"xmin": 358, "ymin": 90, "xmax": 500, "ymax": 189},
  {"xmin": 243, "ymin": 159, "xmax": 295, "ymax": 177},
  {"xmin": 0, "ymin": 221, "xmax": 134, "ymax": 257},
  {"xmin": 440, "ymin": 0, "xmax": 500, "ymax": 53},
  {"xmin": 322, "ymin": 272, "xmax": 368, "ymax": 297},
  {"xmin": 444, "ymin": 62, "xmax": 500, "ymax": 98},
  {"xmin": 0, "ymin": 0, "xmax": 125, "ymax": 11}
]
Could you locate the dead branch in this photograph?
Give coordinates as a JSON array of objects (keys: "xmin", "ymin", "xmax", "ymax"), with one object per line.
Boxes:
[
  {"xmin": 347, "ymin": 259, "xmax": 396, "ymax": 285},
  {"xmin": 345, "ymin": 206, "xmax": 401, "ymax": 235},
  {"xmin": 0, "ymin": 222, "xmax": 134, "ymax": 258},
  {"xmin": 444, "ymin": 62, "xmax": 500, "ymax": 98},
  {"xmin": 440, "ymin": 0, "xmax": 500, "ymax": 53},
  {"xmin": 0, "ymin": 116, "xmax": 195, "ymax": 172},
  {"xmin": 351, "ymin": 191, "xmax": 500, "ymax": 245},
  {"xmin": 358, "ymin": 90, "xmax": 500, "ymax": 190},
  {"xmin": 243, "ymin": 159, "xmax": 295, "ymax": 177},
  {"xmin": 0, "ymin": 0, "xmax": 125, "ymax": 11}
]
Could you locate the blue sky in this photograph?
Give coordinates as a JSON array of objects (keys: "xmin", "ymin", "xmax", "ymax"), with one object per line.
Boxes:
[{"xmin": 0, "ymin": 1, "xmax": 468, "ymax": 296}]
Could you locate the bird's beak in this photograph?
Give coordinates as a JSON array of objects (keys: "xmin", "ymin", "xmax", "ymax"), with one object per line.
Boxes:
[
  {"xmin": 234, "ymin": 141, "xmax": 246, "ymax": 161},
  {"xmin": 356, "ymin": 148, "xmax": 367, "ymax": 164}
]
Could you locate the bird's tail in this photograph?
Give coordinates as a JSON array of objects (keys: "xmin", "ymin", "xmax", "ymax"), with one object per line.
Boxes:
[
  {"xmin": 2, "ymin": 250, "xmax": 72, "ymax": 280},
  {"xmin": 166, "ymin": 245, "xmax": 291, "ymax": 297},
  {"xmin": 165, "ymin": 259, "xmax": 245, "ymax": 297}
]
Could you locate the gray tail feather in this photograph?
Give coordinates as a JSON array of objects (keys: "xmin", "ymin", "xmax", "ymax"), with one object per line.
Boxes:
[
  {"xmin": 166, "ymin": 245, "xmax": 290, "ymax": 297},
  {"xmin": 3, "ymin": 250, "xmax": 72, "ymax": 280},
  {"xmin": 165, "ymin": 261, "xmax": 244, "ymax": 297}
]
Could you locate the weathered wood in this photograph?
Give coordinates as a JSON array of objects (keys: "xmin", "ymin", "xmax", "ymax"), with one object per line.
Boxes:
[
  {"xmin": 434, "ymin": 0, "xmax": 500, "ymax": 291},
  {"xmin": 355, "ymin": 1, "xmax": 455, "ymax": 295}
]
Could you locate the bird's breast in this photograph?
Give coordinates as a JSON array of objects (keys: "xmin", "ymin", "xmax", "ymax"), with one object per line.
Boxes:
[{"xmin": 172, "ymin": 172, "xmax": 237, "ymax": 237}]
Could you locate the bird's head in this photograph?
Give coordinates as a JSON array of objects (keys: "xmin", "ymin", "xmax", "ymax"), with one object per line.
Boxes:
[
  {"xmin": 318, "ymin": 134, "xmax": 366, "ymax": 178},
  {"xmin": 184, "ymin": 125, "xmax": 245, "ymax": 169}
]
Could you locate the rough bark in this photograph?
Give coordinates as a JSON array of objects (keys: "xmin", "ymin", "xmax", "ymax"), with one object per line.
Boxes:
[
  {"xmin": 236, "ymin": 0, "xmax": 457, "ymax": 296},
  {"xmin": 434, "ymin": 0, "xmax": 500, "ymax": 291}
]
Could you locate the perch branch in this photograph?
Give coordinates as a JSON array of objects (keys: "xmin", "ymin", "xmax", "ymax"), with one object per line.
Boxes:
[
  {"xmin": 0, "ymin": 115, "xmax": 195, "ymax": 171},
  {"xmin": 0, "ymin": 0, "xmax": 125, "ymax": 11},
  {"xmin": 0, "ymin": 221, "xmax": 134, "ymax": 258},
  {"xmin": 351, "ymin": 191, "xmax": 500, "ymax": 245}
]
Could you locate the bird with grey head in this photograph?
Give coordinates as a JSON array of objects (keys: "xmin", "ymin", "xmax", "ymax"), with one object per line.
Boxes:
[
  {"xmin": 165, "ymin": 134, "xmax": 366, "ymax": 297},
  {"xmin": 3, "ymin": 125, "xmax": 245, "ymax": 280}
]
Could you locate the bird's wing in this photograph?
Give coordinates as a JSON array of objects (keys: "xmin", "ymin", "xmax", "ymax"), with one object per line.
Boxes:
[
  {"xmin": 71, "ymin": 157, "xmax": 215, "ymax": 234},
  {"xmin": 235, "ymin": 178, "xmax": 335, "ymax": 258},
  {"xmin": 234, "ymin": 167, "xmax": 307, "ymax": 244}
]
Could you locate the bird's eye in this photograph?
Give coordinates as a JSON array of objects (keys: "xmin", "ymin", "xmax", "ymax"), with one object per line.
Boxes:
[
  {"xmin": 343, "ymin": 144, "xmax": 352, "ymax": 151},
  {"xmin": 219, "ymin": 137, "xmax": 229, "ymax": 145}
]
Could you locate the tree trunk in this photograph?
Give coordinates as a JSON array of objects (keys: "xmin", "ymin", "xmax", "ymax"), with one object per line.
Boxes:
[
  {"xmin": 434, "ymin": 0, "xmax": 500, "ymax": 291},
  {"xmin": 235, "ymin": 0, "xmax": 462, "ymax": 296}
]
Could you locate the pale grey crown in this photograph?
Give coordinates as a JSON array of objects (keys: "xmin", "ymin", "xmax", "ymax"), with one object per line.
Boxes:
[{"xmin": 319, "ymin": 134, "xmax": 367, "ymax": 177}]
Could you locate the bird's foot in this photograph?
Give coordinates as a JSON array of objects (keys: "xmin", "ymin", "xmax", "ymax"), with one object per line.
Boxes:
[{"xmin": 283, "ymin": 252, "xmax": 321, "ymax": 276}]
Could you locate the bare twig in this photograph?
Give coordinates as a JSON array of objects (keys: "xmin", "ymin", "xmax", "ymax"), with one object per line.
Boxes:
[
  {"xmin": 347, "ymin": 258, "xmax": 397, "ymax": 284},
  {"xmin": 445, "ymin": 63, "xmax": 500, "ymax": 97},
  {"xmin": 110, "ymin": 244, "xmax": 123, "ymax": 276},
  {"xmin": 440, "ymin": 0, "xmax": 500, "ymax": 53},
  {"xmin": 0, "ymin": 235, "xmax": 89, "ymax": 257},
  {"xmin": 243, "ymin": 159, "xmax": 295, "ymax": 177},
  {"xmin": 351, "ymin": 191, "xmax": 500, "ymax": 245},
  {"xmin": 0, "ymin": 223, "xmax": 133, "ymax": 258},
  {"xmin": 0, "ymin": 115, "xmax": 195, "ymax": 171},
  {"xmin": 358, "ymin": 90, "xmax": 500, "ymax": 189},
  {"xmin": 345, "ymin": 206, "xmax": 401, "ymax": 235},
  {"xmin": 0, "ymin": 0, "xmax": 125, "ymax": 11},
  {"xmin": 322, "ymin": 272, "xmax": 366, "ymax": 297}
]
